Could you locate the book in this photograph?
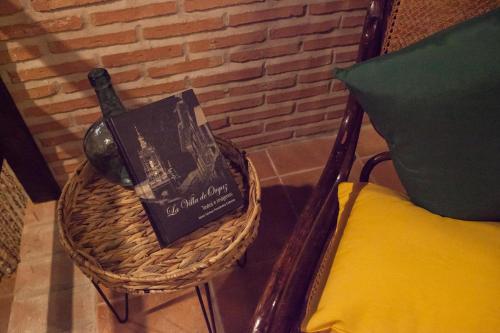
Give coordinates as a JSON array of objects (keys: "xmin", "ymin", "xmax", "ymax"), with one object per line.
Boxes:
[{"xmin": 106, "ymin": 90, "xmax": 243, "ymax": 247}]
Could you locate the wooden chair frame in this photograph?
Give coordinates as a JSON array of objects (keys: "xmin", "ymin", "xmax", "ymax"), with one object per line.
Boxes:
[{"xmin": 250, "ymin": 1, "xmax": 394, "ymax": 331}]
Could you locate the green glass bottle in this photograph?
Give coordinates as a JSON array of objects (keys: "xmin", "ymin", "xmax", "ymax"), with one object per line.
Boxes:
[{"xmin": 83, "ymin": 68, "xmax": 132, "ymax": 187}]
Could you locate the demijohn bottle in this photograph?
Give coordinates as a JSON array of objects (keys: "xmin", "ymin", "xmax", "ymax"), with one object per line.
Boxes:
[{"xmin": 83, "ymin": 68, "xmax": 132, "ymax": 187}]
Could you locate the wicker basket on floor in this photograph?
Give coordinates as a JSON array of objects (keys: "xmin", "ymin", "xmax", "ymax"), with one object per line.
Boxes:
[
  {"xmin": 57, "ymin": 137, "xmax": 261, "ymax": 294},
  {"xmin": 0, "ymin": 160, "xmax": 29, "ymax": 279}
]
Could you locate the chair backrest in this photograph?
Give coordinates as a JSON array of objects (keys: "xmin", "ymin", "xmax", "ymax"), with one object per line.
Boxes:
[
  {"xmin": 382, "ymin": 0, "xmax": 500, "ymax": 54},
  {"xmin": 250, "ymin": 2, "xmax": 500, "ymax": 332}
]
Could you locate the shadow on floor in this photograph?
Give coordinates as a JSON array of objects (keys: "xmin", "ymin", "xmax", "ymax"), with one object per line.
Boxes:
[
  {"xmin": 213, "ymin": 183, "xmax": 313, "ymax": 333},
  {"xmin": 47, "ymin": 201, "xmax": 74, "ymax": 332},
  {"xmin": 94, "ymin": 183, "xmax": 314, "ymax": 333}
]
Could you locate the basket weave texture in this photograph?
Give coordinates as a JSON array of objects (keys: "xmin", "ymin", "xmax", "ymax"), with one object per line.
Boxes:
[
  {"xmin": 57, "ymin": 139, "xmax": 261, "ymax": 294},
  {"xmin": 382, "ymin": 0, "xmax": 500, "ymax": 53},
  {"xmin": 0, "ymin": 160, "xmax": 29, "ymax": 279}
]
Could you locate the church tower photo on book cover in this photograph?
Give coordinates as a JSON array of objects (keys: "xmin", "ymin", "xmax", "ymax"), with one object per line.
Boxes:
[{"xmin": 106, "ymin": 90, "xmax": 243, "ymax": 246}]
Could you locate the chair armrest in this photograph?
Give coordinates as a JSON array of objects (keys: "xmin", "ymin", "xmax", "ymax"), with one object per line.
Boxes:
[
  {"xmin": 359, "ymin": 151, "xmax": 392, "ymax": 182},
  {"xmin": 249, "ymin": 98, "xmax": 361, "ymax": 333},
  {"xmin": 249, "ymin": 1, "xmax": 393, "ymax": 332}
]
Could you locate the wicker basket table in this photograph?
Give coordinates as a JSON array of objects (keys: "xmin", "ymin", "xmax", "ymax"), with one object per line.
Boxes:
[{"xmin": 57, "ymin": 139, "xmax": 261, "ymax": 330}]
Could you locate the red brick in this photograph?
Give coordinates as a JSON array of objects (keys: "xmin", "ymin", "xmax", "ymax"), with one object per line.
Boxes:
[
  {"xmin": 335, "ymin": 49, "xmax": 358, "ymax": 63},
  {"xmin": 101, "ymin": 44, "xmax": 183, "ymax": 68},
  {"xmin": 230, "ymin": 43, "xmax": 299, "ymax": 63},
  {"xmin": 326, "ymin": 109, "xmax": 345, "ymax": 119},
  {"xmin": 335, "ymin": 61, "xmax": 355, "ymax": 70},
  {"xmin": 342, "ymin": 14, "xmax": 365, "ymax": 28},
  {"xmin": 266, "ymin": 114, "xmax": 324, "ymax": 131},
  {"xmin": 11, "ymin": 83, "xmax": 59, "ymax": 102},
  {"xmin": 49, "ymin": 30, "xmax": 136, "ymax": 53},
  {"xmin": 229, "ymin": 5, "xmax": 305, "ymax": 27},
  {"xmin": 310, "ymin": 0, "xmax": 369, "ymax": 15},
  {"xmin": 189, "ymin": 30, "xmax": 266, "ymax": 53},
  {"xmin": 112, "ymin": 69, "xmax": 143, "ymax": 84},
  {"xmin": 203, "ymin": 96, "xmax": 264, "ymax": 116},
  {"xmin": 185, "ymin": 0, "xmax": 263, "ymax": 12},
  {"xmin": 267, "ymin": 54, "xmax": 331, "ymax": 75},
  {"xmin": 32, "ymin": 0, "xmax": 109, "ymax": 11},
  {"xmin": 235, "ymin": 130, "xmax": 293, "ymax": 148},
  {"xmin": 9, "ymin": 59, "xmax": 97, "ymax": 83},
  {"xmin": 74, "ymin": 112, "xmax": 101, "ymax": 125},
  {"xmin": 297, "ymin": 95, "xmax": 348, "ymax": 112},
  {"xmin": 208, "ymin": 118, "xmax": 229, "ymax": 130},
  {"xmin": 0, "ymin": 0, "xmax": 21, "ymax": 16},
  {"xmin": 0, "ymin": 16, "xmax": 82, "ymax": 41},
  {"xmin": 218, "ymin": 124, "xmax": 263, "ymax": 139},
  {"xmin": 197, "ymin": 90, "xmax": 226, "ymax": 103},
  {"xmin": 298, "ymin": 69, "xmax": 333, "ymax": 83},
  {"xmin": 229, "ymin": 77, "xmax": 296, "ymax": 96},
  {"xmin": 120, "ymin": 80, "xmax": 185, "ymax": 99},
  {"xmin": 149, "ymin": 57, "xmax": 223, "ymax": 78},
  {"xmin": 270, "ymin": 19, "xmax": 340, "ymax": 39},
  {"xmin": 303, "ymin": 33, "xmax": 361, "ymax": 50},
  {"xmin": 295, "ymin": 120, "xmax": 341, "ymax": 137},
  {"xmin": 191, "ymin": 66, "xmax": 263, "ymax": 88},
  {"xmin": 29, "ymin": 118, "xmax": 72, "ymax": 134},
  {"xmin": 40, "ymin": 132, "xmax": 86, "ymax": 147},
  {"xmin": 332, "ymin": 80, "xmax": 346, "ymax": 91},
  {"xmin": 91, "ymin": 2, "xmax": 177, "ymax": 26},
  {"xmin": 0, "ymin": 46, "xmax": 41, "ymax": 65},
  {"xmin": 144, "ymin": 17, "xmax": 224, "ymax": 39},
  {"xmin": 62, "ymin": 68, "xmax": 142, "ymax": 93},
  {"xmin": 24, "ymin": 96, "xmax": 98, "ymax": 117},
  {"xmin": 267, "ymin": 84, "xmax": 329, "ymax": 104},
  {"xmin": 232, "ymin": 105, "xmax": 293, "ymax": 124}
]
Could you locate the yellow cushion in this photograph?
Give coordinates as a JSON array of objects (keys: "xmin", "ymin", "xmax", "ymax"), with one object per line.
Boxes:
[{"xmin": 302, "ymin": 182, "xmax": 500, "ymax": 333}]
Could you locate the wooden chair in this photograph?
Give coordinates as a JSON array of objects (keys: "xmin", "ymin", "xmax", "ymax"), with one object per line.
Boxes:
[{"xmin": 249, "ymin": 1, "xmax": 500, "ymax": 332}]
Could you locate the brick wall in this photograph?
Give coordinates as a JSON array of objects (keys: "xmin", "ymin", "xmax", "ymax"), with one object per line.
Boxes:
[{"xmin": 0, "ymin": 0, "xmax": 367, "ymax": 186}]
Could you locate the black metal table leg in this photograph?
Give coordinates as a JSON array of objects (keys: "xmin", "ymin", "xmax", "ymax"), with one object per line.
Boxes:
[
  {"xmin": 195, "ymin": 282, "xmax": 217, "ymax": 333},
  {"xmin": 92, "ymin": 281, "xmax": 129, "ymax": 324},
  {"xmin": 204, "ymin": 283, "xmax": 217, "ymax": 333}
]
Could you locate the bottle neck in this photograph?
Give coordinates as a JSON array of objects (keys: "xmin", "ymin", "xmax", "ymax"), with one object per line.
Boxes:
[{"xmin": 94, "ymin": 83, "xmax": 126, "ymax": 119}]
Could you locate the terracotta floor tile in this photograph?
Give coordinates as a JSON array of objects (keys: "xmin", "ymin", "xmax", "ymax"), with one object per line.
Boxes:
[
  {"xmin": 14, "ymin": 253, "xmax": 88, "ymax": 299},
  {"xmin": 95, "ymin": 285, "xmax": 129, "ymax": 305},
  {"xmin": 20, "ymin": 220, "xmax": 64, "ymax": 262},
  {"xmin": 32, "ymin": 200, "xmax": 58, "ymax": 224},
  {"xmin": 356, "ymin": 124, "xmax": 388, "ymax": 158},
  {"xmin": 97, "ymin": 290, "xmax": 207, "ymax": 333},
  {"xmin": 267, "ymin": 137, "xmax": 334, "ymax": 175},
  {"xmin": 280, "ymin": 168, "xmax": 324, "ymax": 215},
  {"xmin": 213, "ymin": 178, "xmax": 296, "ymax": 332},
  {"xmin": 248, "ymin": 150, "xmax": 276, "ymax": 179},
  {"xmin": 0, "ymin": 295, "xmax": 14, "ymax": 333},
  {"xmin": 213, "ymin": 259, "xmax": 275, "ymax": 333},
  {"xmin": 23, "ymin": 206, "xmax": 41, "ymax": 226},
  {"xmin": 248, "ymin": 178, "xmax": 297, "ymax": 265},
  {"xmin": 7, "ymin": 283, "xmax": 95, "ymax": 333},
  {"xmin": 0, "ymin": 273, "xmax": 17, "ymax": 297}
]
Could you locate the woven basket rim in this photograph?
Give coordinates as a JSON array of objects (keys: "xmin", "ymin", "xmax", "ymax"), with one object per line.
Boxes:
[{"xmin": 57, "ymin": 157, "xmax": 261, "ymax": 285}]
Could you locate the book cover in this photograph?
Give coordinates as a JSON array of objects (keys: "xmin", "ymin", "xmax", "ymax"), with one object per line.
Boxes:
[{"xmin": 106, "ymin": 90, "xmax": 243, "ymax": 247}]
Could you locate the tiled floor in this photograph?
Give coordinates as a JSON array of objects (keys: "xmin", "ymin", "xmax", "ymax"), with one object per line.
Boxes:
[{"xmin": 0, "ymin": 125, "xmax": 402, "ymax": 333}]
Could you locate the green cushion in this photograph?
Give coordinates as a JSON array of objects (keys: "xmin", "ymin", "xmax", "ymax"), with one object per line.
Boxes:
[{"xmin": 335, "ymin": 8, "xmax": 500, "ymax": 221}]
